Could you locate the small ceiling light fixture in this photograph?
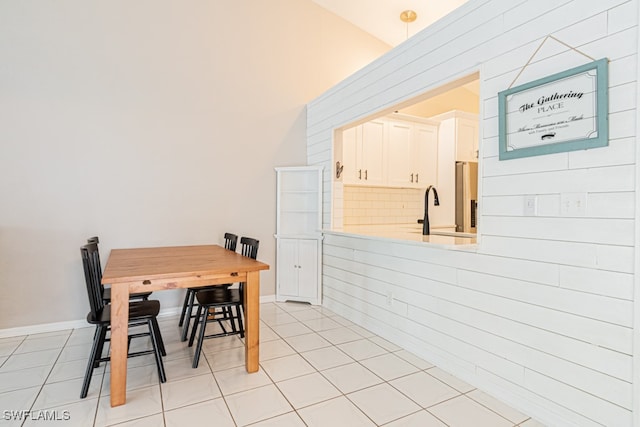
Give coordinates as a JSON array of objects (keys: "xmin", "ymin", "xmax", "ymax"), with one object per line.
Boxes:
[{"xmin": 400, "ymin": 10, "xmax": 418, "ymax": 40}]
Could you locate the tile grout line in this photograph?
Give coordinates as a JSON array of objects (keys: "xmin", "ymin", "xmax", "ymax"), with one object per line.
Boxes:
[
  {"xmin": 276, "ymin": 320, "xmax": 377, "ymax": 427},
  {"xmin": 2, "ymin": 304, "xmax": 542, "ymax": 427},
  {"xmin": 203, "ymin": 348, "xmax": 240, "ymax": 427},
  {"xmin": 25, "ymin": 330, "xmax": 72, "ymax": 418}
]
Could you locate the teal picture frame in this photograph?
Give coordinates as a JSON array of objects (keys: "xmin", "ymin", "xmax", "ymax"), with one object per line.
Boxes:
[{"xmin": 498, "ymin": 58, "xmax": 608, "ymax": 160}]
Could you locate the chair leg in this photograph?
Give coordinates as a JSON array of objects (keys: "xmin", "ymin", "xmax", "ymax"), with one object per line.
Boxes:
[
  {"xmin": 81, "ymin": 325, "xmax": 106, "ymax": 398},
  {"xmin": 148, "ymin": 319, "xmax": 166, "ymax": 383},
  {"xmin": 236, "ymin": 304, "xmax": 245, "ymax": 339},
  {"xmin": 150, "ymin": 318, "xmax": 166, "ymax": 357},
  {"xmin": 188, "ymin": 305, "xmax": 202, "ymax": 347},
  {"xmin": 227, "ymin": 306, "xmax": 238, "ymax": 334},
  {"xmin": 192, "ymin": 306, "xmax": 208, "ymax": 369},
  {"xmin": 93, "ymin": 326, "xmax": 109, "ymax": 368},
  {"xmin": 178, "ymin": 290, "xmax": 191, "ymax": 327},
  {"xmin": 181, "ymin": 290, "xmax": 196, "ymax": 342}
]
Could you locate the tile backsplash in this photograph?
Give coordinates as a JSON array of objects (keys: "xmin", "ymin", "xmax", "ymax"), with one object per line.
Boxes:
[{"xmin": 343, "ymin": 186, "xmax": 422, "ymax": 225}]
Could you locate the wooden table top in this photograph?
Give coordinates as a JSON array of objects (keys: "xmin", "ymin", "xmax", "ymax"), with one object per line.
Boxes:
[{"xmin": 102, "ymin": 244, "xmax": 269, "ymax": 284}]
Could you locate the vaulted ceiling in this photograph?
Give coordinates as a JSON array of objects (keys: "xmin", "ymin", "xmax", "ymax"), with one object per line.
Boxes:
[{"xmin": 311, "ymin": 0, "xmax": 469, "ymax": 47}]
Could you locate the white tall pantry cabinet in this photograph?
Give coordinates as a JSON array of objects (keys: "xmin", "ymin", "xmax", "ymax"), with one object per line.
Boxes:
[{"xmin": 275, "ymin": 166, "xmax": 323, "ymax": 305}]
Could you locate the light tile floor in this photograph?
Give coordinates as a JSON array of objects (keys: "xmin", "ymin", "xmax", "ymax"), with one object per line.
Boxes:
[{"xmin": 0, "ymin": 302, "xmax": 546, "ymax": 426}]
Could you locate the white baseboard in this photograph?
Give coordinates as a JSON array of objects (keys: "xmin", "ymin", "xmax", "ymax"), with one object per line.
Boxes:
[
  {"xmin": 0, "ymin": 319, "xmax": 89, "ymax": 339},
  {"xmin": 0, "ymin": 294, "xmax": 278, "ymax": 339},
  {"xmin": 260, "ymin": 295, "xmax": 276, "ymax": 304}
]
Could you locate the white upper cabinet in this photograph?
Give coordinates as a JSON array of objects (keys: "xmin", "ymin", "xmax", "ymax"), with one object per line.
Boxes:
[
  {"xmin": 431, "ymin": 111, "xmax": 479, "ymax": 162},
  {"xmin": 386, "ymin": 120, "xmax": 413, "ymax": 187},
  {"xmin": 387, "ymin": 117, "xmax": 439, "ymax": 188},
  {"xmin": 456, "ymin": 116, "xmax": 479, "ymax": 162},
  {"xmin": 360, "ymin": 120, "xmax": 386, "ymax": 185},
  {"xmin": 342, "ymin": 119, "xmax": 386, "ymax": 186},
  {"xmin": 341, "ymin": 126, "xmax": 359, "ymax": 184},
  {"xmin": 341, "ymin": 115, "xmax": 439, "ymax": 189},
  {"xmin": 413, "ymin": 123, "xmax": 439, "ymax": 187}
]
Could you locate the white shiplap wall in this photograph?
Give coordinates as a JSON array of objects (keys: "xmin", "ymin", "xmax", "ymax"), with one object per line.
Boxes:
[{"xmin": 307, "ymin": 1, "xmax": 638, "ymax": 426}]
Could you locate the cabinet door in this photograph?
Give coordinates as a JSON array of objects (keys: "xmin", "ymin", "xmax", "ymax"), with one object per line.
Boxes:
[
  {"xmin": 360, "ymin": 119, "xmax": 386, "ymax": 185},
  {"xmin": 456, "ymin": 118, "xmax": 479, "ymax": 162},
  {"xmin": 387, "ymin": 121, "xmax": 413, "ymax": 187},
  {"xmin": 413, "ymin": 124, "xmax": 438, "ymax": 187},
  {"xmin": 341, "ymin": 126, "xmax": 360, "ymax": 184},
  {"xmin": 277, "ymin": 239, "xmax": 299, "ymax": 297},
  {"xmin": 297, "ymin": 240, "xmax": 318, "ymax": 299}
]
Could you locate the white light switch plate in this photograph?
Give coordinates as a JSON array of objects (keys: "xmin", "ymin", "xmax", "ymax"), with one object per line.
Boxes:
[
  {"xmin": 524, "ymin": 195, "xmax": 537, "ymax": 216},
  {"xmin": 560, "ymin": 192, "xmax": 587, "ymax": 216}
]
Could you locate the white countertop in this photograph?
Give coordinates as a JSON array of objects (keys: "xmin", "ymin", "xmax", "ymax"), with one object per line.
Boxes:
[{"xmin": 325, "ymin": 224, "xmax": 477, "ymax": 249}]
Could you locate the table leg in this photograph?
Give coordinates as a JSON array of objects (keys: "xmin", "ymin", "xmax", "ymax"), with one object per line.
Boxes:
[
  {"xmin": 244, "ymin": 271, "xmax": 260, "ymax": 372},
  {"xmin": 110, "ymin": 284, "xmax": 130, "ymax": 407}
]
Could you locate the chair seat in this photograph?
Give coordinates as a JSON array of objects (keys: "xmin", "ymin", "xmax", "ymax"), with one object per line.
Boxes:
[
  {"xmin": 87, "ymin": 300, "xmax": 161, "ymax": 325},
  {"xmin": 195, "ymin": 287, "xmax": 241, "ymax": 307},
  {"xmin": 102, "ymin": 287, "xmax": 152, "ymax": 302},
  {"xmin": 188, "ymin": 284, "xmax": 231, "ymax": 291}
]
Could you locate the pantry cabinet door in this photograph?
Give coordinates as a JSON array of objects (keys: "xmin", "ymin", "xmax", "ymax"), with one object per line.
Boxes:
[
  {"xmin": 297, "ymin": 239, "xmax": 319, "ymax": 299},
  {"xmin": 276, "ymin": 239, "xmax": 299, "ymax": 297}
]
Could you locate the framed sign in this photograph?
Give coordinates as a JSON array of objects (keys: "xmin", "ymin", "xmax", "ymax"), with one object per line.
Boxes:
[{"xmin": 498, "ymin": 58, "xmax": 608, "ymax": 160}]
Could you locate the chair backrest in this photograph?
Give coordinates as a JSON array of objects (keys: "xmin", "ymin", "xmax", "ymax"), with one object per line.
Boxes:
[
  {"xmin": 86, "ymin": 236, "xmax": 105, "ymax": 295},
  {"xmin": 239, "ymin": 237, "xmax": 259, "ymax": 260},
  {"xmin": 81, "ymin": 242, "xmax": 105, "ymax": 318},
  {"xmin": 238, "ymin": 237, "xmax": 259, "ymax": 298},
  {"xmin": 224, "ymin": 233, "xmax": 238, "ymax": 251}
]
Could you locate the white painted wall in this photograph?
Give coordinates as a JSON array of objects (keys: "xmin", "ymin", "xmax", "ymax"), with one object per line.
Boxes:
[
  {"xmin": 307, "ymin": 0, "xmax": 638, "ymax": 425},
  {"xmin": 0, "ymin": 0, "xmax": 390, "ymax": 331}
]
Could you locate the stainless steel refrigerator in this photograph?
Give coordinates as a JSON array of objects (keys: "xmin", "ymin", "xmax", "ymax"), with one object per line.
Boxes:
[{"xmin": 455, "ymin": 161, "xmax": 478, "ymax": 233}]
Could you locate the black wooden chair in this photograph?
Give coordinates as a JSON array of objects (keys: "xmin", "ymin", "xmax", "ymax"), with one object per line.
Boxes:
[
  {"xmin": 188, "ymin": 237, "xmax": 259, "ymax": 368},
  {"xmin": 86, "ymin": 237, "xmax": 152, "ymax": 303},
  {"xmin": 80, "ymin": 242, "xmax": 166, "ymax": 398},
  {"xmin": 178, "ymin": 233, "xmax": 238, "ymax": 341}
]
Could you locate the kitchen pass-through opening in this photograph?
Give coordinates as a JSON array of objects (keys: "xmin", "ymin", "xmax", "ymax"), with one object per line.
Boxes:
[{"xmin": 332, "ymin": 72, "xmax": 480, "ymax": 239}]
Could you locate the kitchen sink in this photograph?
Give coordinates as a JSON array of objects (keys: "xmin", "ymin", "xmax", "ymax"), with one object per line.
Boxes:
[
  {"xmin": 408, "ymin": 230, "xmax": 476, "ymax": 238},
  {"xmin": 431, "ymin": 231, "xmax": 476, "ymax": 238}
]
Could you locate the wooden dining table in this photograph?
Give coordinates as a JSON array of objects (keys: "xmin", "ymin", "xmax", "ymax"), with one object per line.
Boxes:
[{"xmin": 101, "ymin": 244, "xmax": 269, "ymax": 407}]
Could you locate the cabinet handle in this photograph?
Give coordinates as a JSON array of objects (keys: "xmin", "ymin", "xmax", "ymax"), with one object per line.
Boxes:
[
  {"xmin": 365, "ymin": 170, "xmax": 368, "ymax": 180},
  {"xmin": 416, "ymin": 173, "xmax": 419, "ymax": 183},
  {"xmin": 358, "ymin": 169, "xmax": 362, "ymax": 180},
  {"xmin": 410, "ymin": 173, "xmax": 414, "ymax": 183}
]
